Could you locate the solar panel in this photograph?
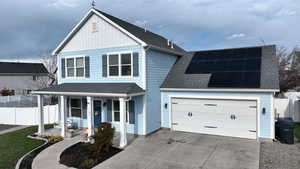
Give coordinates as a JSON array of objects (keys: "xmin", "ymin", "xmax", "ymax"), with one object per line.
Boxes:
[{"xmin": 185, "ymin": 47, "xmax": 262, "ymax": 88}]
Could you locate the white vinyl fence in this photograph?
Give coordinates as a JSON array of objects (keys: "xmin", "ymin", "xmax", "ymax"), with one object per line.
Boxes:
[
  {"xmin": 274, "ymin": 97, "xmax": 300, "ymax": 122},
  {"xmin": 0, "ymin": 105, "xmax": 59, "ymax": 125}
]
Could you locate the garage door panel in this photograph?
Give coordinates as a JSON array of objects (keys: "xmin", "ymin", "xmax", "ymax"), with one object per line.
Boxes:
[{"xmin": 171, "ymin": 98, "xmax": 257, "ymax": 139}]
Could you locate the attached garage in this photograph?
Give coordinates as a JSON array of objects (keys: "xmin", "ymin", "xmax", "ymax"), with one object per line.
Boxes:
[
  {"xmin": 171, "ymin": 98, "xmax": 258, "ymax": 139},
  {"xmin": 160, "ymin": 46, "xmax": 279, "ymax": 140}
]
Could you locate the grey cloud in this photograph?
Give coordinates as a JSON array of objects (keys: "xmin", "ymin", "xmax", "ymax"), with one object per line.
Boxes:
[{"xmin": 0, "ymin": 0, "xmax": 300, "ymax": 60}]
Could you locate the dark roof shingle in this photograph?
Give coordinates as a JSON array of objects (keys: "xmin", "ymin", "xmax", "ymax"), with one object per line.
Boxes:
[
  {"xmin": 35, "ymin": 83, "xmax": 145, "ymax": 95},
  {"xmin": 0, "ymin": 62, "xmax": 48, "ymax": 74},
  {"xmin": 95, "ymin": 9, "xmax": 186, "ymax": 54},
  {"xmin": 161, "ymin": 45, "xmax": 279, "ymax": 90}
]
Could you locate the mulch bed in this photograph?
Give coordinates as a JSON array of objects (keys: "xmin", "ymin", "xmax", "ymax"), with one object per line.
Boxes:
[{"xmin": 60, "ymin": 142, "xmax": 122, "ymax": 169}]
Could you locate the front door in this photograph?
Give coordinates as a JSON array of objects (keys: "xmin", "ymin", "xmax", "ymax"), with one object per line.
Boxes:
[{"xmin": 93, "ymin": 100, "xmax": 102, "ymax": 128}]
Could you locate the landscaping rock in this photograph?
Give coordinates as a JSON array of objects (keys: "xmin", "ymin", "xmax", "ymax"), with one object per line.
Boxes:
[{"xmin": 259, "ymin": 141, "xmax": 300, "ymax": 169}]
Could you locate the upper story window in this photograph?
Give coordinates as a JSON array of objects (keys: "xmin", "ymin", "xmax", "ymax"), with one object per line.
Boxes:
[
  {"xmin": 66, "ymin": 56, "xmax": 85, "ymax": 78},
  {"xmin": 108, "ymin": 52, "xmax": 132, "ymax": 77}
]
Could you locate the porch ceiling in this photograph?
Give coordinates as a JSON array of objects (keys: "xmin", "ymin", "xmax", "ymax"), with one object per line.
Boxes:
[{"xmin": 32, "ymin": 83, "xmax": 145, "ymax": 97}]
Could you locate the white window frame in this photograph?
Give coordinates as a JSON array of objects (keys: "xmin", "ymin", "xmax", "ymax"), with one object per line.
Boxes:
[
  {"xmin": 64, "ymin": 55, "xmax": 86, "ymax": 78},
  {"xmin": 107, "ymin": 51, "xmax": 133, "ymax": 78},
  {"xmin": 69, "ymin": 97, "xmax": 83, "ymax": 119},
  {"xmin": 112, "ymin": 99, "xmax": 131, "ymax": 124}
]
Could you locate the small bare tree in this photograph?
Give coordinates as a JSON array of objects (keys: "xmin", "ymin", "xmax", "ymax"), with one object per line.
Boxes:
[
  {"xmin": 31, "ymin": 52, "xmax": 57, "ymax": 89},
  {"xmin": 277, "ymin": 46, "xmax": 300, "ymax": 92}
]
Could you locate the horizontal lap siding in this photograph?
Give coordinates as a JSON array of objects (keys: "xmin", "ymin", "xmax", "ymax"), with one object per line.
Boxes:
[
  {"xmin": 146, "ymin": 50, "xmax": 178, "ymax": 134},
  {"xmin": 58, "ymin": 45, "xmax": 145, "ymax": 88},
  {"xmin": 161, "ymin": 91, "xmax": 274, "ymax": 139}
]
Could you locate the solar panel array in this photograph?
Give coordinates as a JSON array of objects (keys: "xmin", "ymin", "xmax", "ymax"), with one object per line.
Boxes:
[{"xmin": 185, "ymin": 47, "xmax": 262, "ymax": 88}]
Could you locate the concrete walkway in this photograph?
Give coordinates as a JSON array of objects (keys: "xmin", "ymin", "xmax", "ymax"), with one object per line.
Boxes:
[
  {"xmin": 32, "ymin": 136, "xmax": 82, "ymax": 169},
  {"xmin": 0, "ymin": 125, "xmax": 28, "ymax": 135}
]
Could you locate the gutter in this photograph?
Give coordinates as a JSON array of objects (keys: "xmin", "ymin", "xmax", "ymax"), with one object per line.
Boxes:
[
  {"xmin": 160, "ymin": 88, "xmax": 280, "ymax": 93},
  {"xmin": 31, "ymin": 91, "xmax": 146, "ymax": 97},
  {"xmin": 146, "ymin": 45, "xmax": 186, "ymax": 56}
]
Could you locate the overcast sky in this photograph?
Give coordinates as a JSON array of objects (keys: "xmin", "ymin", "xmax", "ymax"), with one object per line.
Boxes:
[{"xmin": 1, "ymin": 0, "xmax": 300, "ymax": 61}]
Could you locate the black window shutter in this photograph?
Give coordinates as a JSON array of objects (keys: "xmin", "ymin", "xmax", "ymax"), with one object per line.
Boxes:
[
  {"xmin": 107, "ymin": 99, "xmax": 112, "ymax": 122},
  {"xmin": 61, "ymin": 58, "xmax": 65, "ymax": 78},
  {"xmin": 85, "ymin": 56, "xmax": 90, "ymax": 78},
  {"xmin": 102, "ymin": 54, "xmax": 107, "ymax": 77},
  {"xmin": 133, "ymin": 52, "xmax": 139, "ymax": 76},
  {"xmin": 129, "ymin": 100, "xmax": 135, "ymax": 124}
]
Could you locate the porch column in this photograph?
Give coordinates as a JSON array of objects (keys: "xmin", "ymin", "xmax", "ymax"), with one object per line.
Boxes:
[
  {"xmin": 87, "ymin": 96, "xmax": 94, "ymax": 137},
  {"xmin": 60, "ymin": 95, "xmax": 67, "ymax": 137},
  {"xmin": 119, "ymin": 97, "xmax": 127, "ymax": 148},
  {"xmin": 37, "ymin": 95, "xmax": 44, "ymax": 135},
  {"xmin": 57, "ymin": 96, "xmax": 61, "ymax": 125}
]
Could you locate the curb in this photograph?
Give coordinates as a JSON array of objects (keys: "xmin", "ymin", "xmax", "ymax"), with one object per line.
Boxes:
[{"xmin": 15, "ymin": 135, "xmax": 48, "ymax": 169}]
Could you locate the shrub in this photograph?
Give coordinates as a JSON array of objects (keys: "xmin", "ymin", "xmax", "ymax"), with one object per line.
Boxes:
[
  {"xmin": 0, "ymin": 88, "xmax": 13, "ymax": 96},
  {"xmin": 90, "ymin": 122, "xmax": 115, "ymax": 153},
  {"xmin": 79, "ymin": 159, "xmax": 96, "ymax": 169},
  {"xmin": 48, "ymin": 136, "xmax": 63, "ymax": 143}
]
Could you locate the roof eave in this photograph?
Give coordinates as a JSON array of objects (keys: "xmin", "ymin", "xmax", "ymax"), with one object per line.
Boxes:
[
  {"xmin": 146, "ymin": 45, "xmax": 186, "ymax": 56},
  {"xmin": 160, "ymin": 88, "xmax": 279, "ymax": 92},
  {"xmin": 31, "ymin": 91, "xmax": 145, "ymax": 97}
]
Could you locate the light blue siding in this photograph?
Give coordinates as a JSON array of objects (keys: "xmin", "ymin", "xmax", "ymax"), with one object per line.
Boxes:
[
  {"xmin": 161, "ymin": 91, "xmax": 274, "ymax": 139},
  {"xmin": 108, "ymin": 95, "xmax": 144, "ymax": 135},
  {"xmin": 57, "ymin": 45, "xmax": 145, "ymax": 89},
  {"xmin": 146, "ymin": 50, "xmax": 178, "ymax": 133},
  {"xmin": 67, "ymin": 95, "xmax": 144, "ymax": 134}
]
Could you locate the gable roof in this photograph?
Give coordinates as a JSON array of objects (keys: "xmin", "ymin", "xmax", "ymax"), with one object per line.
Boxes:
[
  {"xmin": 0, "ymin": 62, "xmax": 48, "ymax": 75},
  {"xmin": 53, "ymin": 8, "xmax": 185, "ymax": 55},
  {"xmin": 161, "ymin": 45, "xmax": 279, "ymax": 91}
]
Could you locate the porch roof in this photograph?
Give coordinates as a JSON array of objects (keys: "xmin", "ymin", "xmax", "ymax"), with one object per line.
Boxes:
[{"xmin": 32, "ymin": 83, "xmax": 145, "ymax": 97}]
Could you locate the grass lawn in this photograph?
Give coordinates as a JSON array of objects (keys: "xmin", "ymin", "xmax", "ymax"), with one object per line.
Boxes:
[
  {"xmin": 0, "ymin": 125, "xmax": 53, "ymax": 169},
  {"xmin": 295, "ymin": 123, "xmax": 300, "ymax": 143}
]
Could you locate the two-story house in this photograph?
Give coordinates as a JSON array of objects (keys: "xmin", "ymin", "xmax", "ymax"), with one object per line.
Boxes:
[
  {"xmin": 0, "ymin": 62, "xmax": 49, "ymax": 95},
  {"xmin": 33, "ymin": 8, "xmax": 279, "ymax": 148}
]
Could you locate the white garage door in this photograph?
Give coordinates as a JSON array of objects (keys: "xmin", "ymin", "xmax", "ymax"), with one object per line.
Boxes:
[{"xmin": 171, "ymin": 98, "xmax": 257, "ymax": 139}]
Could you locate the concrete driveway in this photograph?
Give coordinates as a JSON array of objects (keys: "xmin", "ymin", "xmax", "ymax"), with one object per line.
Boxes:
[{"xmin": 95, "ymin": 130, "xmax": 260, "ymax": 169}]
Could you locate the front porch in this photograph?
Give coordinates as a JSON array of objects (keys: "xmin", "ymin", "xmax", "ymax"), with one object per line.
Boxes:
[{"xmin": 32, "ymin": 83, "xmax": 145, "ymax": 148}]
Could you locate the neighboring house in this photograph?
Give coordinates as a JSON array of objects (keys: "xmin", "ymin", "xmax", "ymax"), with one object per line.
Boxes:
[
  {"xmin": 0, "ymin": 62, "xmax": 49, "ymax": 95},
  {"xmin": 33, "ymin": 8, "xmax": 279, "ymax": 147}
]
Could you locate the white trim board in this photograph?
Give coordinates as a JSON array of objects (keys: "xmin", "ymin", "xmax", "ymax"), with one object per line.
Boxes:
[
  {"xmin": 161, "ymin": 88, "xmax": 279, "ymax": 92},
  {"xmin": 52, "ymin": 9, "xmax": 147, "ymax": 55},
  {"xmin": 166, "ymin": 94, "xmax": 261, "ymax": 140},
  {"xmin": 32, "ymin": 91, "xmax": 145, "ymax": 97}
]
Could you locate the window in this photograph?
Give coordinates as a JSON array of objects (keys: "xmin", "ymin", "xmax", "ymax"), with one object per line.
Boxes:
[
  {"xmin": 66, "ymin": 58, "xmax": 75, "ymax": 77},
  {"xmin": 32, "ymin": 76, "xmax": 37, "ymax": 81},
  {"xmin": 76, "ymin": 57, "xmax": 84, "ymax": 77},
  {"xmin": 112, "ymin": 100, "xmax": 132, "ymax": 123},
  {"xmin": 121, "ymin": 53, "xmax": 132, "ymax": 76},
  {"xmin": 70, "ymin": 98, "xmax": 82, "ymax": 118},
  {"xmin": 108, "ymin": 52, "xmax": 132, "ymax": 77},
  {"xmin": 108, "ymin": 54, "xmax": 119, "ymax": 77},
  {"xmin": 65, "ymin": 56, "xmax": 85, "ymax": 77}
]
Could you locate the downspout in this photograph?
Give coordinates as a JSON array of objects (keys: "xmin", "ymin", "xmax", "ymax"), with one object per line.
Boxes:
[{"xmin": 143, "ymin": 46, "xmax": 151, "ymax": 135}]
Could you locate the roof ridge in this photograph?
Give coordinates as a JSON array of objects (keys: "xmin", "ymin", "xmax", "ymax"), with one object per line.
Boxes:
[
  {"xmin": 188, "ymin": 44, "xmax": 275, "ymax": 53},
  {"xmin": 94, "ymin": 9, "xmax": 167, "ymax": 40}
]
